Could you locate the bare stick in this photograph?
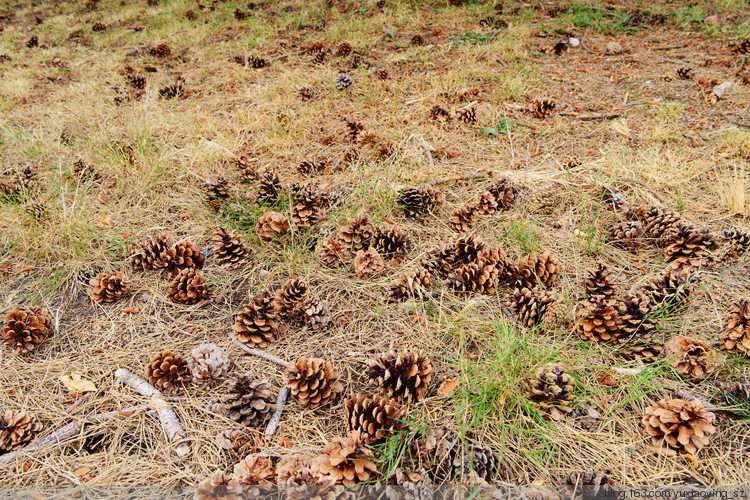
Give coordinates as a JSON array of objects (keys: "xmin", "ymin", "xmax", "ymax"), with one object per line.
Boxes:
[
  {"xmin": 0, "ymin": 406, "xmax": 147, "ymax": 464},
  {"xmin": 580, "ymin": 28, "xmax": 594, "ymax": 55},
  {"xmin": 652, "ymin": 44, "xmax": 687, "ymax": 50},
  {"xmin": 232, "ymin": 336, "xmax": 289, "ymax": 367},
  {"xmin": 265, "ymin": 387, "xmax": 289, "ymax": 436},
  {"xmin": 427, "ymin": 170, "xmax": 492, "ymax": 186},
  {"xmin": 720, "ymin": 109, "xmax": 750, "ymax": 128},
  {"xmin": 420, "ymin": 141, "xmax": 434, "ymax": 170},
  {"xmin": 115, "ymin": 368, "xmax": 190, "ymax": 457}
]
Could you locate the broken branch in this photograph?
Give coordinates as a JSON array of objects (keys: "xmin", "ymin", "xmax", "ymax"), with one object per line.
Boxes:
[
  {"xmin": 427, "ymin": 170, "xmax": 492, "ymax": 186},
  {"xmin": 232, "ymin": 336, "xmax": 290, "ymax": 367},
  {"xmin": 265, "ymin": 387, "xmax": 289, "ymax": 436}
]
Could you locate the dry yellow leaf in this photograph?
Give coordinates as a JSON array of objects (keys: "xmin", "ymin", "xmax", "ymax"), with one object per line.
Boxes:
[
  {"xmin": 436, "ymin": 372, "xmax": 460, "ymax": 397},
  {"xmin": 59, "ymin": 373, "xmax": 97, "ymax": 394}
]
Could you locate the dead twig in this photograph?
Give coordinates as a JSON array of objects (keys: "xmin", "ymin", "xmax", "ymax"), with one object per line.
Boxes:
[
  {"xmin": 557, "ymin": 112, "xmax": 621, "ymax": 121},
  {"xmin": 652, "ymin": 44, "xmax": 687, "ymax": 51},
  {"xmin": 271, "ymin": 49, "xmax": 307, "ymax": 62},
  {"xmin": 580, "ymin": 28, "xmax": 594, "ymax": 55},
  {"xmin": 720, "ymin": 109, "xmax": 750, "ymax": 128},
  {"xmin": 427, "ymin": 170, "xmax": 492, "ymax": 186},
  {"xmin": 421, "ymin": 141, "xmax": 434, "ymax": 170},
  {"xmin": 264, "ymin": 387, "xmax": 289, "ymax": 436},
  {"xmin": 232, "ymin": 336, "xmax": 289, "ymax": 367}
]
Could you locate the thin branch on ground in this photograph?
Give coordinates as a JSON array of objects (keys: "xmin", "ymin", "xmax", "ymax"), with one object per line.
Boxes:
[
  {"xmin": 265, "ymin": 387, "xmax": 289, "ymax": 436},
  {"xmin": 720, "ymin": 109, "xmax": 750, "ymax": 128},
  {"xmin": 232, "ymin": 335, "xmax": 289, "ymax": 367},
  {"xmin": 580, "ymin": 28, "xmax": 595, "ymax": 55}
]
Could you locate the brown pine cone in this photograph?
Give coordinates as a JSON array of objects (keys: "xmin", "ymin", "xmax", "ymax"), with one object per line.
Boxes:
[
  {"xmin": 158, "ymin": 240, "xmax": 205, "ymax": 278},
  {"xmin": 86, "ymin": 272, "xmax": 131, "ymax": 303},
  {"xmin": 510, "ymin": 287, "xmax": 557, "ymax": 329},
  {"xmin": 311, "ymin": 431, "xmax": 378, "ymax": 486},
  {"xmin": 528, "ymin": 363, "xmax": 574, "ymax": 421},
  {"xmin": 353, "ymin": 247, "xmax": 384, "ymax": 279},
  {"xmin": 256, "ymin": 211, "xmax": 290, "ymax": 242},
  {"xmin": 285, "ymin": 357, "xmax": 344, "ymax": 408},
  {"xmin": 344, "ymin": 393, "xmax": 406, "ymax": 444},
  {"xmin": 292, "ymin": 183, "xmax": 328, "ymax": 228},
  {"xmin": 396, "ymin": 184, "xmax": 445, "ymax": 218},
  {"xmin": 576, "ymin": 296, "xmax": 620, "ymax": 343},
  {"xmin": 457, "ymin": 107, "xmax": 476, "ymax": 125},
  {"xmin": 616, "ymin": 292, "xmax": 658, "ymax": 338},
  {"xmin": 420, "ymin": 244, "xmax": 458, "ymax": 279},
  {"xmin": 369, "ymin": 351, "xmax": 432, "ymax": 403},
  {"xmin": 257, "ymin": 168, "xmax": 281, "ymax": 204},
  {"xmin": 202, "ymin": 177, "xmax": 231, "ymax": 210},
  {"xmin": 336, "ymin": 41, "xmax": 353, "ymax": 57},
  {"xmin": 0, "ymin": 410, "xmax": 42, "ymax": 451},
  {"xmin": 24, "ymin": 201, "xmax": 46, "ymax": 221},
  {"xmin": 300, "ymin": 296, "xmax": 330, "ymax": 331},
  {"xmin": 448, "ymin": 206, "xmax": 476, "ymax": 233},
  {"xmin": 722, "ymin": 300, "xmax": 750, "ymax": 356},
  {"xmin": 584, "ymin": 263, "xmax": 617, "ymax": 299},
  {"xmin": 664, "ymin": 336, "xmax": 717, "ymax": 380},
  {"xmin": 446, "ymin": 261, "xmax": 499, "ymax": 294},
  {"xmin": 372, "ymin": 227, "xmax": 412, "ymax": 259},
  {"xmin": 388, "ymin": 267, "xmax": 431, "ymax": 302},
  {"xmin": 168, "ymin": 268, "xmax": 209, "ymax": 304},
  {"xmin": 642, "ymin": 399, "xmax": 716, "ymax": 456},
  {"xmin": 430, "ymin": 105, "xmax": 452, "ymax": 122},
  {"xmin": 234, "ymin": 291, "xmax": 279, "ymax": 348},
  {"xmin": 215, "ymin": 429, "xmax": 249, "ymax": 453},
  {"xmin": 188, "ymin": 343, "xmax": 230, "ymax": 386},
  {"xmin": 275, "ymin": 278, "xmax": 308, "ymax": 319},
  {"xmin": 451, "ymin": 234, "xmax": 488, "ymax": 267},
  {"xmin": 128, "ymin": 234, "xmax": 172, "ymax": 271},
  {"xmin": 149, "ymin": 43, "xmax": 171, "ymax": 57},
  {"xmin": 275, "ymin": 455, "xmax": 318, "ymax": 486},
  {"xmin": 722, "ymin": 228, "xmax": 750, "ymax": 262},
  {"xmin": 298, "ymin": 157, "xmax": 328, "ymax": 176},
  {"xmin": 608, "ymin": 220, "xmax": 644, "ymax": 249},
  {"xmin": 1, "ymin": 306, "xmax": 53, "ymax": 354},
  {"xmin": 212, "ymin": 227, "xmax": 248, "ymax": 266},
  {"xmin": 355, "ymin": 128, "xmax": 380, "ymax": 149},
  {"xmin": 72, "ymin": 158, "xmax": 100, "ymax": 182},
  {"xmin": 619, "ymin": 341, "xmax": 664, "ymax": 362},
  {"xmin": 643, "ymin": 270, "xmax": 696, "ymax": 309},
  {"xmin": 626, "ymin": 206, "xmax": 681, "ymax": 241},
  {"xmin": 338, "ymin": 214, "xmax": 374, "ymax": 251},
  {"xmin": 530, "ymin": 98, "xmax": 555, "ymax": 118},
  {"xmin": 211, "ymin": 375, "xmax": 275, "ymax": 427},
  {"xmin": 318, "ymin": 236, "xmax": 350, "ymax": 267},
  {"xmin": 469, "ymin": 191, "xmax": 498, "ymax": 215},
  {"xmin": 664, "ymin": 223, "xmax": 718, "ymax": 271},
  {"xmin": 487, "ymin": 176, "xmax": 517, "ymax": 210},
  {"xmin": 195, "ymin": 471, "xmax": 241, "ymax": 499},
  {"xmin": 231, "ymin": 455, "xmax": 275, "ymax": 485},
  {"xmin": 516, "ymin": 251, "xmax": 560, "ymax": 288},
  {"xmin": 147, "ymin": 350, "xmax": 192, "ymax": 394}
]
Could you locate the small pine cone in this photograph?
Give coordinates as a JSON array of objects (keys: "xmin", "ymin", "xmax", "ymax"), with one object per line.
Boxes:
[
  {"xmin": 298, "ymin": 85, "xmax": 314, "ymax": 100},
  {"xmin": 234, "ymin": 291, "xmax": 279, "ymax": 348},
  {"xmin": 211, "ymin": 375, "xmax": 275, "ymax": 427},
  {"xmin": 397, "ymin": 184, "xmax": 445, "ymax": 218},
  {"xmin": 1, "ymin": 306, "xmax": 53, "ymax": 355},
  {"xmin": 24, "ymin": 202, "xmax": 46, "ymax": 221},
  {"xmin": 256, "ymin": 211, "xmax": 290, "ymax": 242},
  {"xmin": 444, "ymin": 440, "xmax": 497, "ymax": 483},
  {"xmin": 276, "ymin": 455, "xmax": 317, "ymax": 486},
  {"xmin": 126, "ymin": 73, "xmax": 146, "ymax": 90},
  {"xmin": 429, "ymin": 105, "xmax": 452, "ymax": 122},
  {"xmin": 311, "ymin": 50, "xmax": 326, "ymax": 65},
  {"xmin": 731, "ymin": 37, "xmax": 750, "ymax": 55},
  {"xmin": 68, "ymin": 30, "xmax": 89, "ymax": 44},
  {"xmin": 353, "ymin": 247, "xmax": 384, "ymax": 279},
  {"xmin": 196, "ymin": 471, "xmax": 241, "ymax": 499},
  {"xmin": 158, "ymin": 240, "xmax": 205, "ymax": 277},
  {"xmin": 298, "ymin": 157, "xmax": 328, "ymax": 176},
  {"xmin": 149, "ymin": 43, "xmax": 171, "ymax": 57},
  {"xmin": 336, "ymin": 41, "xmax": 353, "ymax": 57},
  {"xmin": 664, "ymin": 223, "xmax": 718, "ymax": 271},
  {"xmin": 448, "ymin": 206, "xmax": 476, "ymax": 233},
  {"xmin": 318, "ymin": 236, "xmax": 350, "ymax": 267},
  {"xmin": 642, "ymin": 399, "xmax": 716, "ymax": 456},
  {"xmin": 338, "ymin": 214, "xmax": 374, "ymax": 251},
  {"xmin": 202, "ymin": 177, "xmax": 230, "ymax": 209},
  {"xmin": 446, "ymin": 262, "xmax": 498, "ymax": 294},
  {"xmin": 420, "ymin": 245, "xmax": 457, "ymax": 278},
  {"xmin": 722, "ymin": 300, "xmax": 750, "ymax": 356},
  {"xmin": 233, "ymin": 8, "xmax": 249, "ymax": 20},
  {"xmin": 457, "ymin": 107, "xmax": 476, "ymax": 125},
  {"xmin": 344, "ymin": 393, "xmax": 406, "ymax": 445},
  {"xmin": 300, "ymin": 296, "xmax": 330, "ymax": 331},
  {"xmin": 275, "ymin": 278, "xmax": 308, "ymax": 319},
  {"xmin": 516, "ymin": 251, "xmax": 560, "ymax": 288},
  {"xmin": 530, "ymin": 98, "xmax": 556, "ymax": 118},
  {"xmin": 643, "ymin": 270, "xmax": 696, "ymax": 309},
  {"xmin": 487, "ymin": 176, "xmax": 517, "ymax": 210},
  {"xmin": 187, "ymin": 343, "xmax": 230, "ymax": 386},
  {"xmin": 510, "ymin": 287, "xmax": 556, "ymax": 329},
  {"xmin": 469, "ymin": 191, "xmax": 498, "ymax": 215},
  {"xmin": 376, "ymin": 67, "xmax": 389, "ymax": 80},
  {"xmin": 232, "ymin": 455, "xmax": 275, "ymax": 485},
  {"xmin": 248, "ymin": 56, "xmax": 268, "ymax": 69},
  {"xmin": 312, "ymin": 431, "xmax": 378, "ymax": 486},
  {"xmin": 158, "ymin": 79, "xmax": 185, "ymax": 99},
  {"xmin": 608, "ymin": 220, "xmax": 644, "ymax": 249},
  {"xmin": 336, "ymin": 73, "xmax": 353, "ymax": 90},
  {"xmin": 185, "ymin": 9, "xmax": 197, "ymax": 20},
  {"xmin": 86, "ymin": 272, "xmax": 131, "ymax": 303},
  {"xmin": 388, "ymin": 267, "xmax": 431, "ymax": 302},
  {"xmin": 411, "ymin": 34, "xmax": 425, "ymax": 46},
  {"xmin": 626, "ymin": 206, "xmax": 681, "ymax": 241},
  {"xmin": 676, "ymin": 67, "xmax": 693, "ymax": 79},
  {"xmin": 528, "ymin": 363, "xmax": 574, "ymax": 421},
  {"xmin": 285, "ymin": 357, "xmax": 344, "ymax": 408},
  {"xmin": 215, "ymin": 429, "xmax": 249, "ymax": 452},
  {"xmin": 722, "ymin": 228, "xmax": 750, "ymax": 262},
  {"xmin": 128, "ymin": 234, "xmax": 172, "ymax": 271},
  {"xmin": 355, "ymin": 128, "xmax": 380, "ymax": 149},
  {"xmin": 664, "ymin": 336, "xmax": 717, "ymax": 380},
  {"xmin": 257, "ymin": 169, "xmax": 281, "ymax": 204},
  {"xmin": 168, "ymin": 268, "xmax": 209, "ymax": 304},
  {"xmin": 146, "ymin": 350, "xmax": 191, "ymax": 394},
  {"xmin": 73, "ymin": 158, "xmax": 100, "ymax": 181},
  {"xmin": 369, "ymin": 351, "xmax": 432, "ymax": 403},
  {"xmin": 372, "ymin": 227, "xmax": 412, "ymax": 259},
  {"xmin": 584, "ymin": 263, "xmax": 617, "ymax": 299},
  {"xmin": 212, "ymin": 227, "xmax": 248, "ymax": 266},
  {"xmin": 616, "ymin": 292, "xmax": 658, "ymax": 338},
  {"xmin": 0, "ymin": 410, "xmax": 42, "ymax": 451},
  {"xmin": 344, "ymin": 119, "xmax": 365, "ymax": 140},
  {"xmin": 576, "ymin": 296, "xmax": 621, "ymax": 343},
  {"xmin": 26, "ymin": 35, "xmax": 39, "ymax": 48},
  {"xmin": 619, "ymin": 341, "xmax": 664, "ymax": 362},
  {"xmin": 292, "ymin": 183, "xmax": 327, "ymax": 228},
  {"xmin": 92, "ymin": 21, "xmax": 106, "ymax": 32}
]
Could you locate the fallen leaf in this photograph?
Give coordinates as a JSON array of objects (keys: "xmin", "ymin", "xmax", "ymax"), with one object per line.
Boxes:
[
  {"xmin": 598, "ymin": 371, "xmax": 618, "ymax": 387},
  {"xmin": 117, "ymin": 408, "xmax": 135, "ymax": 417},
  {"xmin": 436, "ymin": 372, "xmax": 460, "ymax": 397},
  {"xmin": 74, "ymin": 467, "xmax": 92, "ymax": 477},
  {"xmin": 498, "ymin": 391, "xmax": 507, "ymax": 408},
  {"xmin": 59, "ymin": 373, "xmax": 97, "ymax": 394},
  {"xmin": 121, "ymin": 307, "xmax": 139, "ymax": 315},
  {"xmin": 15, "ymin": 266, "xmax": 35, "ymax": 275},
  {"xmin": 683, "ymin": 453, "xmax": 699, "ymax": 469}
]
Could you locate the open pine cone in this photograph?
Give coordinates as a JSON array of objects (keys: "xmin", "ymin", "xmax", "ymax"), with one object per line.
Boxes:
[
  {"xmin": 446, "ymin": 261, "xmax": 499, "ymax": 294},
  {"xmin": 448, "ymin": 206, "xmax": 477, "ymax": 233},
  {"xmin": 234, "ymin": 291, "xmax": 279, "ymax": 348},
  {"xmin": 616, "ymin": 292, "xmax": 658, "ymax": 339},
  {"xmin": 318, "ymin": 237, "xmax": 349, "ymax": 267},
  {"xmin": 147, "ymin": 350, "xmax": 192, "ymax": 394},
  {"xmin": 338, "ymin": 214, "xmax": 373, "ymax": 251},
  {"xmin": 584, "ymin": 264, "xmax": 617, "ymax": 300},
  {"xmin": 722, "ymin": 228, "xmax": 750, "ymax": 262},
  {"xmin": 158, "ymin": 240, "xmax": 205, "ymax": 278},
  {"xmin": 300, "ymin": 296, "xmax": 330, "ymax": 331},
  {"xmin": 211, "ymin": 375, "xmax": 275, "ymax": 427},
  {"xmin": 292, "ymin": 183, "xmax": 329, "ymax": 228},
  {"xmin": 369, "ymin": 351, "xmax": 432, "ymax": 403},
  {"xmin": 1, "ymin": 306, "xmax": 53, "ymax": 354},
  {"xmin": 528, "ymin": 363, "xmax": 575, "ymax": 421},
  {"xmin": 275, "ymin": 278, "xmax": 308, "ymax": 319},
  {"xmin": 530, "ymin": 98, "xmax": 555, "ymax": 118},
  {"xmin": 86, "ymin": 272, "xmax": 131, "ymax": 303},
  {"xmin": 188, "ymin": 343, "xmax": 230, "ymax": 386},
  {"xmin": 311, "ymin": 431, "xmax": 378, "ymax": 486},
  {"xmin": 396, "ymin": 184, "xmax": 444, "ymax": 219},
  {"xmin": 0, "ymin": 410, "xmax": 42, "ymax": 451},
  {"xmin": 516, "ymin": 251, "xmax": 560, "ymax": 288},
  {"xmin": 487, "ymin": 176, "xmax": 517, "ymax": 210},
  {"xmin": 344, "ymin": 392, "xmax": 406, "ymax": 444},
  {"xmin": 257, "ymin": 169, "xmax": 281, "ymax": 204},
  {"xmin": 285, "ymin": 357, "xmax": 344, "ymax": 408},
  {"xmin": 664, "ymin": 336, "xmax": 717, "ymax": 380},
  {"xmin": 510, "ymin": 286, "xmax": 557, "ymax": 329},
  {"xmin": 195, "ymin": 471, "xmax": 242, "ymax": 500},
  {"xmin": 643, "ymin": 270, "xmax": 696, "ymax": 309},
  {"xmin": 128, "ymin": 234, "xmax": 172, "ymax": 271},
  {"xmin": 388, "ymin": 267, "xmax": 431, "ymax": 302},
  {"xmin": 353, "ymin": 247, "xmax": 384, "ymax": 279},
  {"xmin": 256, "ymin": 211, "xmax": 290, "ymax": 242},
  {"xmin": 168, "ymin": 268, "xmax": 209, "ymax": 304},
  {"xmin": 642, "ymin": 398, "xmax": 716, "ymax": 456},
  {"xmin": 372, "ymin": 227, "xmax": 412, "ymax": 259},
  {"xmin": 212, "ymin": 227, "xmax": 248, "ymax": 266},
  {"xmin": 576, "ymin": 296, "xmax": 620, "ymax": 343},
  {"xmin": 469, "ymin": 191, "xmax": 499, "ymax": 215},
  {"xmin": 664, "ymin": 223, "xmax": 718, "ymax": 271},
  {"xmin": 202, "ymin": 177, "xmax": 231, "ymax": 210},
  {"xmin": 608, "ymin": 220, "xmax": 644, "ymax": 249},
  {"xmin": 231, "ymin": 455, "xmax": 275, "ymax": 485},
  {"xmin": 722, "ymin": 300, "xmax": 750, "ymax": 356}
]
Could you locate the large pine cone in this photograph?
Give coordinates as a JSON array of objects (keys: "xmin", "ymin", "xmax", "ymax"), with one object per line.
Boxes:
[
  {"xmin": 584, "ymin": 264, "xmax": 616, "ymax": 299},
  {"xmin": 451, "ymin": 234, "xmax": 488, "ymax": 267},
  {"xmin": 626, "ymin": 206, "xmax": 681, "ymax": 241},
  {"xmin": 616, "ymin": 292, "xmax": 658, "ymax": 338},
  {"xmin": 276, "ymin": 455, "xmax": 329, "ymax": 487},
  {"xmin": 256, "ymin": 211, "xmax": 290, "ymax": 242},
  {"xmin": 292, "ymin": 183, "xmax": 329, "ymax": 228},
  {"xmin": 372, "ymin": 227, "xmax": 412, "ymax": 259},
  {"xmin": 168, "ymin": 268, "xmax": 209, "ymax": 304},
  {"xmin": 516, "ymin": 251, "xmax": 560, "ymax": 288},
  {"xmin": 300, "ymin": 296, "xmax": 330, "ymax": 331},
  {"xmin": 530, "ymin": 98, "xmax": 555, "ymax": 119},
  {"xmin": 338, "ymin": 214, "xmax": 374, "ymax": 251},
  {"xmin": 664, "ymin": 336, "xmax": 717, "ymax": 380},
  {"xmin": 608, "ymin": 220, "xmax": 644, "ymax": 249},
  {"xmin": 86, "ymin": 272, "xmax": 131, "ymax": 303},
  {"xmin": 722, "ymin": 300, "xmax": 750, "ymax": 356},
  {"xmin": 446, "ymin": 261, "xmax": 499, "ymax": 294},
  {"xmin": 257, "ymin": 169, "xmax": 281, "ymax": 204},
  {"xmin": 285, "ymin": 357, "xmax": 344, "ymax": 408},
  {"xmin": 0, "ymin": 410, "xmax": 42, "ymax": 451},
  {"xmin": 231, "ymin": 455, "xmax": 275, "ymax": 485},
  {"xmin": 128, "ymin": 234, "xmax": 172, "ymax": 271},
  {"xmin": 396, "ymin": 184, "xmax": 444, "ymax": 218},
  {"xmin": 188, "ymin": 343, "xmax": 230, "ymax": 386},
  {"xmin": 211, "ymin": 375, "xmax": 275, "ymax": 427},
  {"xmin": 1, "ymin": 306, "xmax": 53, "ymax": 354},
  {"xmin": 420, "ymin": 245, "xmax": 457, "ymax": 279},
  {"xmin": 353, "ymin": 247, "xmax": 384, "ymax": 279},
  {"xmin": 528, "ymin": 363, "xmax": 574, "ymax": 421},
  {"xmin": 234, "ymin": 291, "xmax": 279, "ymax": 348},
  {"xmin": 388, "ymin": 267, "xmax": 431, "ymax": 302},
  {"xmin": 318, "ymin": 237, "xmax": 350, "ymax": 267},
  {"xmin": 469, "ymin": 191, "xmax": 499, "ymax": 215},
  {"xmin": 448, "ymin": 206, "xmax": 476, "ymax": 233},
  {"xmin": 446, "ymin": 441, "xmax": 498, "ymax": 483},
  {"xmin": 159, "ymin": 240, "xmax": 205, "ymax": 277},
  {"xmin": 369, "ymin": 351, "xmax": 432, "ymax": 403},
  {"xmin": 147, "ymin": 350, "xmax": 192, "ymax": 394},
  {"xmin": 722, "ymin": 228, "xmax": 750, "ymax": 262},
  {"xmin": 275, "ymin": 278, "xmax": 308, "ymax": 319},
  {"xmin": 510, "ymin": 287, "xmax": 557, "ymax": 329},
  {"xmin": 212, "ymin": 227, "xmax": 248, "ymax": 266},
  {"xmin": 664, "ymin": 223, "xmax": 718, "ymax": 271},
  {"xmin": 311, "ymin": 431, "xmax": 378, "ymax": 486},
  {"xmin": 642, "ymin": 398, "xmax": 716, "ymax": 456},
  {"xmin": 487, "ymin": 176, "xmax": 517, "ymax": 210},
  {"xmin": 344, "ymin": 392, "xmax": 406, "ymax": 444},
  {"xmin": 643, "ymin": 270, "xmax": 696, "ymax": 309},
  {"xmin": 576, "ymin": 296, "xmax": 620, "ymax": 343}
]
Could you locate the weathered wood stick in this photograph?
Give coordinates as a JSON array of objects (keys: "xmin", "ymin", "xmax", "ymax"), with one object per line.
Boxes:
[
  {"xmin": 265, "ymin": 387, "xmax": 289, "ymax": 436},
  {"xmin": 232, "ymin": 336, "xmax": 289, "ymax": 367}
]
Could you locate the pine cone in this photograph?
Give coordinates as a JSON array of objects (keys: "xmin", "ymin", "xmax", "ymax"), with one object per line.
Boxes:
[
  {"xmin": 68, "ymin": 30, "xmax": 88, "ymax": 45},
  {"xmin": 528, "ymin": 363, "xmax": 574, "ymax": 420},
  {"xmin": 664, "ymin": 336, "xmax": 717, "ymax": 380},
  {"xmin": 257, "ymin": 169, "xmax": 281, "ymax": 204},
  {"xmin": 397, "ymin": 184, "xmax": 445, "ymax": 218},
  {"xmin": 344, "ymin": 392, "xmax": 406, "ymax": 444},
  {"xmin": 388, "ymin": 267, "xmax": 431, "ymax": 302},
  {"xmin": 255, "ymin": 211, "xmax": 290, "ymax": 242},
  {"xmin": 318, "ymin": 237, "xmax": 350, "ymax": 267},
  {"xmin": 626, "ymin": 206, "xmax": 681, "ymax": 241},
  {"xmin": 336, "ymin": 41, "xmax": 353, "ymax": 57},
  {"xmin": 372, "ymin": 227, "xmax": 412, "ymax": 259},
  {"xmin": 275, "ymin": 278, "xmax": 308, "ymax": 319},
  {"xmin": 128, "ymin": 234, "xmax": 172, "ymax": 271},
  {"xmin": 248, "ymin": 56, "xmax": 267, "ymax": 69},
  {"xmin": 276, "ymin": 456, "xmax": 332, "ymax": 487},
  {"xmin": 215, "ymin": 429, "xmax": 249, "ymax": 452},
  {"xmin": 446, "ymin": 262, "xmax": 499, "ymax": 294},
  {"xmin": 411, "ymin": 34, "xmax": 425, "ymax": 46},
  {"xmin": 353, "ymin": 247, "xmax": 384, "ymax": 279},
  {"xmin": 212, "ymin": 227, "xmax": 248, "ymax": 266},
  {"xmin": 297, "ymin": 157, "xmax": 328, "ymax": 176},
  {"xmin": 188, "ymin": 343, "xmax": 230, "ymax": 386},
  {"xmin": 23, "ymin": 202, "xmax": 46, "ymax": 221},
  {"xmin": 185, "ymin": 9, "xmax": 197, "ymax": 20},
  {"xmin": 420, "ymin": 245, "xmax": 457, "ymax": 278},
  {"xmin": 722, "ymin": 300, "xmax": 750, "ymax": 356},
  {"xmin": 376, "ymin": 67, "xmax": 389, "ymax": 80},
  {"xmin": 616, "ymin": 292, "xmax": 658, "ymax": 338},
  {"xmin": 234, "ymin": 291, "xmax": 279, "ymax": 348},
  {"xmin": 168, "ymin": 268, "xmax": 209, "ymax": 304},
  {"xmin": 430, "ymin": 105, "xmax": 452, "ymax": 122},
  {"xmin": 158, "ymin": 79, "xmax": 185, "ymax": 99},
  {"xmin": 469, "ymin": 191, "xmax": 498, "ymax": 215},
  {"xmin": 298, "ymin": 85, "xmax": 314, "ymax": 100},
  {"xmin": 150, "ymin": 43, "xmax": 171, "ymax": 57},
  {"xmin": 642, "ymin": 398, "xmax": 716, "ymax": 456},
  {"xmin": 451, "ymin": 234, "xmax": 488, "ymax": 266},
  {"xmin": 86, "ymin": 272, "xmax": 131, "ymax": 303},
  {"xmin": 510, "ymin": 287, "xmax": 557, "ymax": 329},
  {"xmin": 338, "ymin": 214, "xmax": 374, "ymax": 251},
  {"xmin": 619, "ymin": 341, "xmax": 664, "ymax": 362},
  {"xmin": 486, "ymin": 177, "xmax": 517, "ymax": 210},
  {"xmin": 336, "ymin": 73, "xmax": 353, "ymax": 90},
  {"xmin": 448, "ymin": 206, "xmax": 476, "ymax": 233},
  {"xmin": 608, "ymin": 221, "xmax": 644, "ymax": 249},
  {"xmin": 211, "ymin": 375, "xmax": 275, "ymax": 427},
  {"xmin": 676, "ymin": 67, "xmax": 693, "ymax": 80},
  {"xmin": 311, "ymin": 431, "xmax": 378, "ymax": 486},
  {"xmin": 731, "ymin": 37, "xmax": 750, "ymax": 55},
  {"xmin": 584, "ymin": 263, "xmax": 617, "ymax": 299},
  {"xmin": 355, "ymin": 128, "xmax": 380, "ymax": 149},
  {"xmin": 457, "ymin": 107, "xmax": 476, "ymax": 125},
  {"xmin": 73, "ymin": 158, "xmax": 100, "ymax": 182},
  {"xmin": 26, "ymin": 35, "xmax": 39, "ymax": 48},
  {"xmin": 576, "ymin": 296, "xmax": 620, "ymax": 343},
  {"xmin": 664, "ymin": 223, "xmax": 718, "ymax": 271},
  {"xmin": 292, "ymin": 183, "xmax": 328, "ymax": 228},
  {"xmin": 1, "ymin": 306, "xmax": 53, "ymax": 355},
  {"xmin": 530, "ymin": 98, "xmax": 555, "ymax": 118},
  {"xmin": 126, "ymin": 72, "xmax": 146, "ymax": 90},
  {"xmin": 146, "ymin": 350, "xmax": 191, "ymax": 394},
  {"xmin": 158, "ymin": 240, "xmax": 205, "ymax": 278},
  {"xmin": 516, "ymin": 251, "xmax": 560, "ymax": 288},
  {"xmin": 0, "ymin": 410, "xmax": 42, "ymax": 451},
  {"xmin": 285, "ymin": 357, "xmax": 344, "ymax": 408},
  {"xmin": 369, "ymin": 351, "xmax": 432, "ymax": 403},
  {"xmin": 300, "ymin": 296, "xmax": 330, "ymax": 331},
  {"xmin": 231, "ymin": 455, "xmax": 275, "ymax": 485},
  {"xmin": 446, "ymin": 441, "xmax": 497, "ymax": 483},
  {"xmin": 195, "ymin": 471, "xmax": 241, "ymax": 500},
  {"xmin": 203, "ymin": 177, "xmax": 230, "ymax": 209},
  {"xmin": 565, "ymin": 471, "xmax": 621, "ymax": 500},
  {"xmin": 643, "ymin": 270, "xmax": 696, "ymax": 309},
  {"xmin": 722, "ymin": 228, "xmax": 750, "ymax": 262}
]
